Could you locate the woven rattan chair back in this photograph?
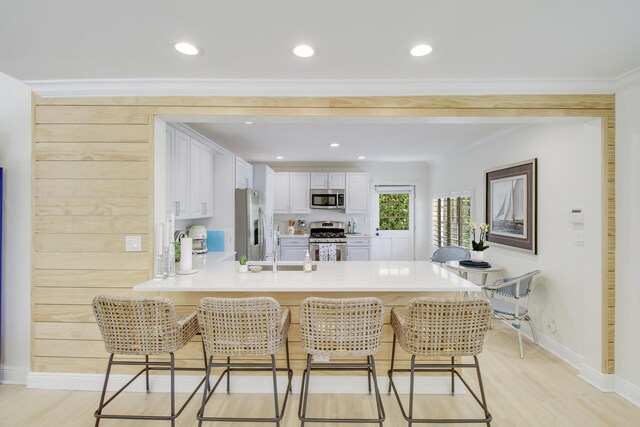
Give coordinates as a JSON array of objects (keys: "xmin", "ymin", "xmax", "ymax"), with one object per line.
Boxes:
[
  {"xmin": 92, "ymin": 296, "xmax": 180, "ymax": 355},
  {"xmin": 299, "ymin": 297, "xmax": 385, "ymax": 357},
  {"xmin": 197, "ymin": 297, "xmax": 284, "ymax": 356},
  {"xmin": 395, "ymin": 297, "xmax": 491, "ymax": 357}
]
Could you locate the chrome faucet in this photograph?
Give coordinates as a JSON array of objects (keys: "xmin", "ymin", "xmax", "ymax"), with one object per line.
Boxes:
[{"xmin": 265, "ymin": 226, "xmax": 279, "ymax": 273}]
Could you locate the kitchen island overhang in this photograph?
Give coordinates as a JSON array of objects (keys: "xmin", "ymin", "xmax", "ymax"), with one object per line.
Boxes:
[{"xmin": 133, "ymin": 256, "xmax": 480, "ymax": 293}]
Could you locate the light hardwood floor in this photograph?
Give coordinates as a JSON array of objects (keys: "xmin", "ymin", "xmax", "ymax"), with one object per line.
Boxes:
[{"xmin": 1, "ymin": 323, "xmax": 638, "ymax": 427}]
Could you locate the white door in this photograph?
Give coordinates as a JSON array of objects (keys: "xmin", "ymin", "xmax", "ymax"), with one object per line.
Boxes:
[{"xmin": 370, "ymin": 185, "xmax": 415, "ymax": 261}]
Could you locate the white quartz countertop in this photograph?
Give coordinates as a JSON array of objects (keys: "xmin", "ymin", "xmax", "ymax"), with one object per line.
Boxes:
[
  {"xmin": 279, "ymin": 234, "xmax": 309, "ymax": 238},
  {"xmin": 134, "ymin": 253, "xmax": 479, "ymax": 293}
]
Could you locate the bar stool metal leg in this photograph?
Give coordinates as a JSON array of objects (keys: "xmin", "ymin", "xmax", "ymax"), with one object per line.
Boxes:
[
  {"xmin": 388, "ymin": 334, "xmax": 396, "ymax": 394},
  {"xmin": 94, "ymin": 354, "xmax": 114, "ymax": 427}
]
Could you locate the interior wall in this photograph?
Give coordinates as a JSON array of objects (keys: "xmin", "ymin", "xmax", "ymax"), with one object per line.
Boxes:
[
  {"xmin": 615, "ymin": 77, "xmax": 640, "ymax": 396},
  {"xmin": 272, "ymin": 162, "xmax": 430, "ymax": 260},
  {"xmin": 428, "ymin": 122, "xmax": 603, "ymax": 371},
  {"xmin": 27, "ymin": 95, "xmax": 615, "ymax": 379},
  {"xmin": 0, "ymin": 72, "xmax": 32, "ymax": 383}
]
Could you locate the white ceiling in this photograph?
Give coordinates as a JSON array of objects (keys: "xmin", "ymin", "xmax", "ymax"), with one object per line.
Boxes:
[
  {"xmin": 1, "ymin": 0, "xmax": 639, "ymax": 81},
  {"xmin": 181, "ymin": 116, "xmax": 586, "ymax": 163}
]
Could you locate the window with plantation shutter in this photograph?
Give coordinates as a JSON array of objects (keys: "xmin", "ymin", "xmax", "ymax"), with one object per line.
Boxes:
[{"xmin": 432, "ymin": 192, "xmax": 473, "ymax": 249}]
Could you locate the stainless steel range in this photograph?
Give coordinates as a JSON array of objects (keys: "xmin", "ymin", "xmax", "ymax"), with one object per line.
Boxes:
[{"xmin": 309, "ymin": 221, "xmax": 346, "ymax": 261}]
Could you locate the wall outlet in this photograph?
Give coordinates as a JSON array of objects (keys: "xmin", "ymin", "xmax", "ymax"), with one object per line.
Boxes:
[
  {"xmin": 313, "ymin": 355, "xmax": 330, "ymax": 363},
  {"xmin": 125, "ymin": 235, "xmax": 142, "ymax": 252},
  {"xmin": 548, "ymin": 320, "xmax": 557, "ymax": 333},
  {"xmin": 575, "ymin": 231, "xmax": 585, "ymax": 246}
]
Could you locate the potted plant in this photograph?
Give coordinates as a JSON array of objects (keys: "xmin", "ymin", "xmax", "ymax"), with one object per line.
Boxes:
[
  {"xmin": 238, "ymin": 255, "xmax": 248, "ymax": 273},
  {"xmin": 469, "ymin": 221, "xmax": 490, "ymax": 261}
]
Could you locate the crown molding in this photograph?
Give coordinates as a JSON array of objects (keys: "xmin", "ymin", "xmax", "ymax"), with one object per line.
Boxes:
[
  {"xmin": 23, "ymin": 77, "xmax": 617, "ymax": 98},
  {"xmin": 616, "ymin": 65, "xmax": 640, "ymax": 90}
]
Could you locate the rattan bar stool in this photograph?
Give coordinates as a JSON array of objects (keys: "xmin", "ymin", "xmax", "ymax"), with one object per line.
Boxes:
[
  {"xmin": 92, "ymin": 295, "xmax": 207, "ymax": 427},
  {"xmin": 196, "ymin": 297, "xmax": 293, "ymax": 426},
  {"xmin": 388, "ymin": 297, "xmax": 492, "ymax": 426},
  {"xmin": 298, "ymin": 297, "xmax": 386, "ymax": 426}
]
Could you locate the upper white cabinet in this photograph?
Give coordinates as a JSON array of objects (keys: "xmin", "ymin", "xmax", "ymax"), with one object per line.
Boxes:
[
  {"xmin": 235, "ymin": 157, "xmax": 254, "ymax": 189},
  {"xmin": 310, "ymin": 172, "xmax": 346, "ymax": 189},
  {"xmin": 345, "ymin": 172, "xmax": 370, "ymax": 214},
  {"xmin": 289, "ymin": 172, "xmax": 311, "ymax": 213},
  {"xmin": 166, "ymin": 125, "xmax": 215, "ymax": 219},
  {"xmin": 167, "ymin": 127, "xmax": 190, "ymax": 218},
  {"xmin": 273, "ymin": 172, "xmax": 290, "ymax": 213},
  {"xmin": 194, "ymin": 140, "xmax": 214, "ymax": 217},
  {"xmin": 273, "ymin": 172, "xmax": 311, "ymax": 214}
]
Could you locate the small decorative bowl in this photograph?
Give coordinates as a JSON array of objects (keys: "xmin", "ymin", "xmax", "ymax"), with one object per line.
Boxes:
[{"xmin": 248, "ymin": 265, "xmax": 263, "ymax": 273}]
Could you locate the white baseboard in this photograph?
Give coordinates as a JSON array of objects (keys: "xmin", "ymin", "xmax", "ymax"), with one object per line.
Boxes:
[
  {"xmin": 615, "ymin": 376, "xmax": 640, "ymax": 408},
  {"xmin": 578, "ymin": 363, "xmax": 616, "ymax": 392},
  {"xmin": 0, "ymin": 365, "xmax": 29, "ymax": 384},
  {"xmin": 519, "ymin": 325, "xmax": 583, "ymax": 370},
  {"xmin": 26, "ymin": 372, "xmax": 465, "ymax": 395}
]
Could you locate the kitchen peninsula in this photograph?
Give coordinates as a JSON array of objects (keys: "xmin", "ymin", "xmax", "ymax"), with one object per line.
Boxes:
[{"xmin": 133, "ymin": 253, "xmax": 479, "ymax": 390}]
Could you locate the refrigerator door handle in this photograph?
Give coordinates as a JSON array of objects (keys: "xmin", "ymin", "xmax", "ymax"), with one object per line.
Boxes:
[{"xmin": 258, "ymin": 208, "xmax": 266, "ymax": 260}]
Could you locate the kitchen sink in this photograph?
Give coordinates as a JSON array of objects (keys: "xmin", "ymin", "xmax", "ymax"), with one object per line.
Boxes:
[{"xmin": 248, "ymin": 264, "xmax": 317, "ymax": 272}]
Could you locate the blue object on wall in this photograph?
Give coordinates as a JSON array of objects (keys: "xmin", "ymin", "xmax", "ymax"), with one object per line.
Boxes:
[{"xmin": 207, "ymin": 230, "xmax": 225, "ymax": 252}]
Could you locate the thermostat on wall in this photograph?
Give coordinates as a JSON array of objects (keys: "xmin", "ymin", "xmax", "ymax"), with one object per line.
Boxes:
[{"xmin": 570, "ymin": 208, "xmax": 584, "ymax": 224}]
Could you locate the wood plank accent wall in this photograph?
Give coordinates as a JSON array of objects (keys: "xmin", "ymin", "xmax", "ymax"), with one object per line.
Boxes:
[{"xmin": 32, "ymin": 95, "xmax": 616, "ymax": 375}]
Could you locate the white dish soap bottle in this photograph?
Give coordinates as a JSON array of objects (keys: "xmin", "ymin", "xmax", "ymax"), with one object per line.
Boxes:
[{"xmin": 303, "ymin": 250, "xmax": 313, "ymax": 273}]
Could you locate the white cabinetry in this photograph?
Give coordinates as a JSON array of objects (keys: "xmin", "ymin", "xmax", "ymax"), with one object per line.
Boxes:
[
  {"xmin": 289, "ymin": 172, "xmax": 311, "ymax": 213},
  {"xmin": 273, "ymin": 172, "xmax": 311, "ymax": 214},
  {"xmin": 235, "ymin": 157, "xmax": 253, "ymax": 189},
  {"xmin": 279, "ymin": 236, "xmax": 309, "ymax": 261},
  {"xmin": 166, "ymin": 125, "xmax": 215, "ymax": 219},
  {"xmin": 347, "ymin": 236, "xmax": 371, "ymax": 261},
  {"xmin": 273, "ymin": 172, "xmax": 290, "ymax": 213},
  {"xmin": 310, "ymin": 172, "xmax": 345, "ymax": 189},
  {"xmin": 253, "ymin": 165, "xmax": 275, "ymax": 254},
  {"xmin": 192, "ymin": 140, "xmax": 214, "ymax": 217},
  {"xmin": 345, "ymin": 172, "xmax": 370, "ymax": 214}
]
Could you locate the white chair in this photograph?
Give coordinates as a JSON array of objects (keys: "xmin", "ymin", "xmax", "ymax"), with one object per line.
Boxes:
[
  {"xmin": 482, "ymin": 270, "xmax": 541, "ymax": 358},
  {"xmin": 430, "ymin": 246, "xmax": 470, "ymax": 265}
]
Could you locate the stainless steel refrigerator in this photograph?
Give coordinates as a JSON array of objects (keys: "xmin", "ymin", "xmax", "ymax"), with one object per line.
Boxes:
[{"xmin": 234, "ymin": 188, "xmax": 265, "ymax": 261}]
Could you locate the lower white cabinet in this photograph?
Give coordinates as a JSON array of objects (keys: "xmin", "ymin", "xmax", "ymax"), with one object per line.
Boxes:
[
  {"xmin": 347, "ymin": 236, "xmax": 371, "ymax": 261},
  {"xmin": 279, "ymin": 236, "xmax": 309, "ymax": 261}
]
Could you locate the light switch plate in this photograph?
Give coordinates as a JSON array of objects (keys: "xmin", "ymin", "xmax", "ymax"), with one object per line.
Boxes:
[{"xmin": 125, "ymin": 235, "xmax": 142, "ymax": 252}]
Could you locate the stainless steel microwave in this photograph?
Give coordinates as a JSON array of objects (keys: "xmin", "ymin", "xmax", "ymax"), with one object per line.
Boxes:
[{"xmin": 310, "ymin": 189, "xmax": 345, "ymax": 210}]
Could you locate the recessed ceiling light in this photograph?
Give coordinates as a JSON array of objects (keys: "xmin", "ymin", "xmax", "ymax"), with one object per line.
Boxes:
[
  {"xmin": 293, "ymin": 45, "xmax": 315, "ymax": 58},
  {"xmin": 276, "ymin": 156, "xmax": 284, "ymax": 160},
  {"xmin": 330, "ymin": 143, "xmax": 340, "ymax": 147},
  {"xmin": 409, "ymin": 44, "xmax": 433, "ymax": 57},
  {"xmin": 244, "ymin": 121, "xmax": 253, "ymax": 125},
  {"xmin": 174, "ymin": 42, "xmax": 201, "ymax": 56},
  {"xmin": 358, "ymin": 156, "xmax": 366, "ymax": 160}
]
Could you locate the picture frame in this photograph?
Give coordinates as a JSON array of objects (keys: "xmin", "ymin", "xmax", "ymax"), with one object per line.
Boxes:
[{"xmin": 485, "ymin": 159, "xmax": 537, "ymax": 253}]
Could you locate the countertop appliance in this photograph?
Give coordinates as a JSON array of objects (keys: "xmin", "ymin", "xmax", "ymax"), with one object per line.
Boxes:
[
  {"xmin": 310, "ymin": 189, "xmax": 345, "ymax": 210},
  {"xmin": 309, "ymin": 221, "xmax": 346, "ymax": 261},
  {"xmin": 235, "ymin": 188, "xmax": 265, "ymax": 261},
  {"xmin": 187, "ymin": 225, "xmax": 208, "ymax": 254}
]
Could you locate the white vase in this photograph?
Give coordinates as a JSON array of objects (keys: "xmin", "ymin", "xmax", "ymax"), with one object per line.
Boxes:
[
  {"xmin": 471, "ymin": 250, "xmax": 485, "ymax": 262},
  {"xmin": 238, "ymin": 264, "xmax": 248, "ymax": 273}
]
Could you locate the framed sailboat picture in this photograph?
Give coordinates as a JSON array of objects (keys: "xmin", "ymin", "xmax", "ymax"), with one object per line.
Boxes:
[{"xmin": 485, "ymin": 159, "xmax": 537, "ymax": 253}]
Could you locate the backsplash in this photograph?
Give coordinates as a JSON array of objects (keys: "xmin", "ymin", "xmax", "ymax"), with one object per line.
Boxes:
[{"xmin": 274, "ymin": 212, "xmax": 369, "ymax": 234}]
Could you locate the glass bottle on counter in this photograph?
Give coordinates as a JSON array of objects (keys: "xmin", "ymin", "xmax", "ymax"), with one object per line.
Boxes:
[
  {"xmin": 347, "ymin": 221, "xmax": 352, "ymax": 234},
  {"xmin": 303, "ymin": 250, "xmax": 313, "ymax": 273}
]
